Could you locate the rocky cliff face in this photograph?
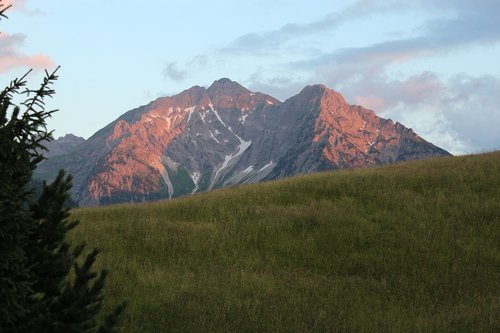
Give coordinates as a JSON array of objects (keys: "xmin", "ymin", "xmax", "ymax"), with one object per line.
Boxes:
[{"xmin": 36, "ymin": 79, "xmax": 450, "ymax": 205}]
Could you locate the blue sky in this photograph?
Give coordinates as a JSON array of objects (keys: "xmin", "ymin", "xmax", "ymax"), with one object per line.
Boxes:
[{"xmin": 1, "ymin": 0, "xmax": 499, "ymax": 154}]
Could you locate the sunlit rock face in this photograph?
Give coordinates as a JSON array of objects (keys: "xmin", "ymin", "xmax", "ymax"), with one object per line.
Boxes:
[{"xmin": 36, "ymin": 79, "xmax": 450, "ymax": 205}]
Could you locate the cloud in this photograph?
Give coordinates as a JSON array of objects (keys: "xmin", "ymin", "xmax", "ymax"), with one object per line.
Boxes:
[
  {"xmin": 285, "ymin": 0, "xmax": 500, "ymax": 82},
  {"xmin": 222, "ymin": 0, "xmax": 424, "ymax": 55},
  {"xmin": 223, "ymin": 20, "xmax": 331, "ymax": 54},
  {"xmin": 2, "ymin": 0, "xmax": 44, "ymax": 15},
  {"xmin": 176, "ymin": 0, "xmax": 435, "ymax": 78},
  {"xmin": 246, "ymin": 69, "xmax": 311, "ymax": 102},
  {"xmin": 185, "ymin": 0, "xmax": 500, "ymax": 72},
  {"xmin": 161, "ymin": 56, "xmax": 212, "ymax": 83},
  {"xmin": 162, "ymin": 62, "xmax": 188, "ymax": 82},
  {"xmin": 188, "ymin": 55, "xmax": 209, "ymax": 68},
  {"xmin": 345, "ymin": 72, "xmax": 500, "ymax": 155},
  {"xmin": 440, "ymin": 74, "xmax": 500, "ymax": 152},
  {"xmin": 332, "ymin": 5, "xmax": 500, "ymax": 67},
  {"xmin": 0, "ymin": 33, "xmax": 54, "ymax": 73},
  {"xmin": 344, "ymin": 72, "xmax": 444, "ymax": 111},
  {"xmin": 221, "ymin": 0, "xmax": 500, "ymax": 66},
  {"xmin": 221, "ymin": 11, "xmax": 339, "ymax": 55}
]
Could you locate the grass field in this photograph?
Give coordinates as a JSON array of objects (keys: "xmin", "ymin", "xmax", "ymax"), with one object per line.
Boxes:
[{"xmin": 70, "ymin": 152, "xmax": 500, "ymax": 332}]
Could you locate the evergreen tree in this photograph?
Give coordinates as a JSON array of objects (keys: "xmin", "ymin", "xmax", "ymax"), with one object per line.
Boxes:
[{"xmin": 0, "ymin": 2, "xmax": 124, "ymax": 332}]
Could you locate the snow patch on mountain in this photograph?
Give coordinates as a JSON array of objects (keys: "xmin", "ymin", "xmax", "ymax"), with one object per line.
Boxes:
[
  {"xmin": 366, "ymin": 130, "xmax": 381, "ymax": 152},
  {"xmin": 191, "ymin": 171, "xmax": 201, "ymax": 193},
  {"xmin": 158, "ymin": 155, "xmax": 175, "ymax": 198},
  {"xmin": 258, "ymin": 161, "xmax": 274, "ymax": 173},
  {"xmin": 208, "ymin": 129, "xmax": 219, "ymax": 143},
  {"xmin": 242, "ymin": 166, "xmax": 254, "ymax": 173},
  {"xmin": 209, "ymin": 107, "xmax": 252, "ymax": 188},
  {"xmin": 240, "ymin": 114, "xmax": 248, "ymax": 124},
  {"xmin": 186, "ymin": 106, "xmax": 196, "ymax": 122},
  {"xmin": 211, "ymin": 139, "xmax": 251, "ymax": 188}
]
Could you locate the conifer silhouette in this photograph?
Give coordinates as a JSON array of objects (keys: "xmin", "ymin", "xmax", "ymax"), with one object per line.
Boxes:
[{"xmin": 0, "ymin": 2, "xmax": 124, "ymax": 331}]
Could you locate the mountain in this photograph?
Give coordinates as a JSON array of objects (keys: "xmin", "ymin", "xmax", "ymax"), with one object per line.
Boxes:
[
  {"xmin": 42, "ymin": 134, "xmax": 85, "ymax": 158},
  {"xmin": 35, "ymin": 78, "xmax": 450, "ymax": 205}
]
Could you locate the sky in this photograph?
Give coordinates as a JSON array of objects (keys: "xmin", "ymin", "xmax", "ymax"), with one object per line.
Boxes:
[{"xmin": 1, "ymin": 0, "xmax": 499, "ymax": 155}]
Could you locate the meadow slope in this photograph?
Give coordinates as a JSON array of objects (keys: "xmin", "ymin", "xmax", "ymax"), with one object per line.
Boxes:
[{"xmin": 71, "ymin": 152, "xmax": 500, "ymax": 332}]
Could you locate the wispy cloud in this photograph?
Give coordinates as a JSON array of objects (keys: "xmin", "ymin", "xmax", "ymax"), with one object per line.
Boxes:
[
  {"xmin": 334, "ymin": 4, "xmax": 500, "ymax": 66},
  {"xmin": 231, "ymin": 0, "xmax": 500, "ymax": 56},
  {"xmin": 283, "ymin": 0, "xmax": 500, "ymax": 78},
  {"xmin": 162, "ymin": 62, "xmax": 188, "ymax": 82},
  {"xmin": 245, "ymin": 69, "xmax": 312, "ymax": 102},
  {"xmin": 0, "ymin": 33, "xmax": 54, "ymax": 73},
  {"xmin": 168, "ymin": 1, "xmax": 416, "ymax": 82},
  {"xmin": 161, "ymin": 55, "xmax": 212, "ymax": 83},
  {"xmin": 222, "ymin": 15, "xmax": 339, "ymax": 55},
  {"xmin": 222, "ymin": 0, "xmax": 419, "ymax": 55}
]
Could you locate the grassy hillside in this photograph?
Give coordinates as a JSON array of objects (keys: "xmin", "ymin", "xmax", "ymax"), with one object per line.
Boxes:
[{"xmin": 70, "ymin": 152, "xmax": 500, "ymax": 332}]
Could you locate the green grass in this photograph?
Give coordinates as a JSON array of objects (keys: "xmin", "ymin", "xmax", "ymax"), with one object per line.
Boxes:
[{"xmin": 70, "ymin": 152, "xmax": 500, "ymax": 332}]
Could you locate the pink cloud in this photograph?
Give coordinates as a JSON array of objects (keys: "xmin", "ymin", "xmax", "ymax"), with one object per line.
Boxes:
[
  {"xmin": 2, "ymin": 0, "xmax": 27, "ymax": 10},
  {"xmin": 354, "ymin": 95, "xmax": 385, "ymax": 111},
  {"xmin": 2, "ymin": 0, "xmax": 43, "ymax": 15},
  {"xmin": 321, "ymin": 64, "xmax": 445, "ymax": 112},
  {"xmin": 0, "ymin": 33, "xmax": 54, "ymax": 73},
  {"xmin": 0, "ymin": 54, "xmax": 53, "ymax": 73},
  {"xmin": 393, "ymin": 72, "xmax": 445, "ymax": 106}
]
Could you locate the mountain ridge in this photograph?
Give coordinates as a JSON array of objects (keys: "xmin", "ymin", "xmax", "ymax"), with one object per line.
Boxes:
[{"xmin": 36, "ymin": 79, "xmax": 450, "ymax": 205}]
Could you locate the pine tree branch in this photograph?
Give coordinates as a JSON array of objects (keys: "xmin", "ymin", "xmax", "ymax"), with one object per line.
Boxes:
[
  {"xmin": 0, "ymin": 70, "xmax": 31, "ymax": 102},
  {"xmin": 0, "ymin": 2, "xmax": 12, "ymax": 19},
  {"xmin": 22, "ymin": 67, "xmax": 60, "ymax": 113}
]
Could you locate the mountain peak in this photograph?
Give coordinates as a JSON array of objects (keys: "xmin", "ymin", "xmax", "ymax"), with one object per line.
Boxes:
[
  {"xmin": 309, "ymin": 83, "xmax": 328, "ymax": 90},
  {"xmin": 178, "ymin": 84, "xmax": 207, "ymax": 98},
  {"xmin": 212, "ymin": 77, "xmax": 233, "ymax": 84},
  {"xmin": 206, "ymin": 78, "xmax": 270, "ymax": 110},
  {"xmin": 57, "ymin": 133, "xmax": 85, "ymax": 141},
  {"xmin": 300, "ymin": 84, "xmax": 341, "ymax": 97},
  {"xmin": 293, "ymin": 84, "xmax": 347, "ymax": 108},
  {"xmin": 42, "ymin": 133, "xmax": 85, "ymax": 158},
  {"xmin": 208, "ymin": 78, "xmax": 249, "ymax": 94}
]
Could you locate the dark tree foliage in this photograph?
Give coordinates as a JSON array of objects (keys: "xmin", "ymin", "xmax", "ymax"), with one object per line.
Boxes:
[
  {"xmin": 0, "ymin": 2, "xmax": 124, "ymax": 332},
  {"xmin": 28, "ymin": 178, "xmax": 79, "ymax": 208}
]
